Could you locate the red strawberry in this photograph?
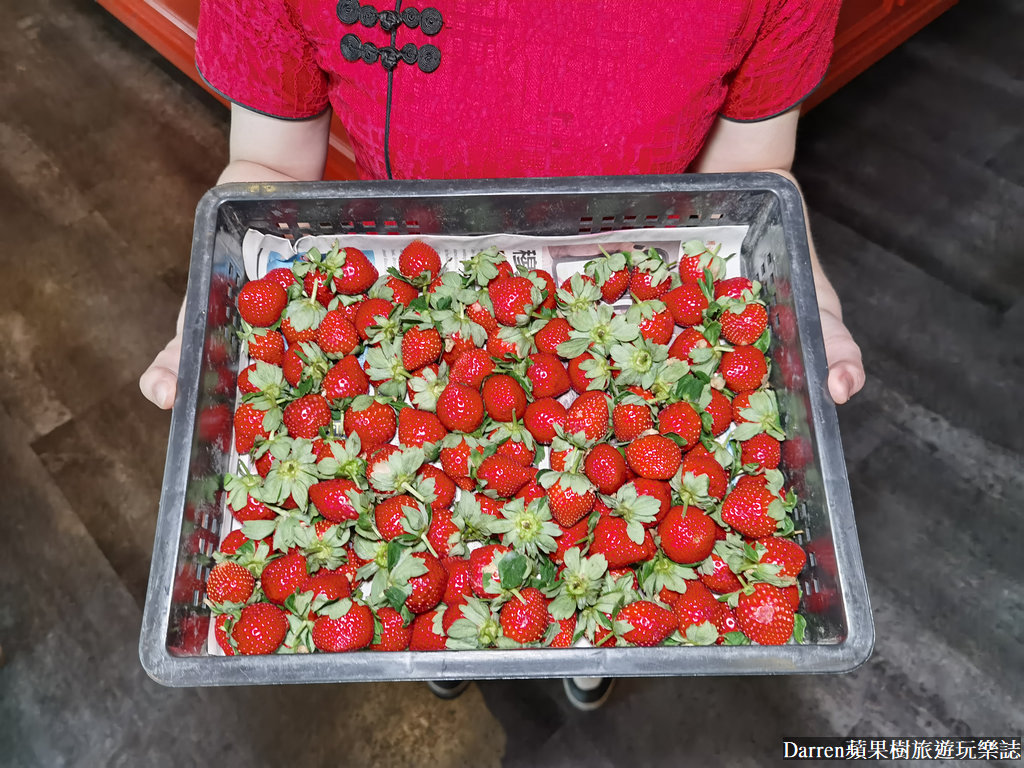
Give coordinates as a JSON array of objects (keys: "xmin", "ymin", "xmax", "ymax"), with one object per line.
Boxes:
[
  {"xmin": 662, "ymin": 284, "xmax": 708, "ymax": 326},
  {"xmin": 332, "ymin": 247, "xmax": 378, "ymax": 294},
  {"xmin": 737, "ymin": 583, "xmax": 795, "ymax": 645},
  {"xmin": 322, "ymin": 355, "xmax": 371, "ymax": 401},
  {"xmin": 409, "ymin": 609, "xmax": 448, "ymax": 650},
  {"xmin": 741, "ymin": 433, "xmax": 782, "ymax": 470},
  {"xmin": 476, "ymin": 454, "xmax": 533, "ymax": 497},
  {"xmin": 657, "ymin": 401, "xmax": 702, "ymax": 450},
  {"xmin": 312, "ymin": 601, "xmax": 375, "ymax": 651},
  {"xmin": 523, "ymin": 398, "xmax": 567, "ymax": 444},
  {"xmin": 500, "ymin": 587, "xmax": 551, "ymax": 644},
  {"xmin": 526, "ymin": 353, "xmax": 570, "ymax": 399},
  {"xmin": 309, "ymin": 478, "xmax": 361, "ymax": 523},
  {"xmin": 449, "ymin": 348, "xmax": 495, "ymax": 390},
  {"xmin": 626, "ymin": 478, "xmax": 672, "ymax": 525},
  {"xmin": 206, "ymin": 562, "xmax": 255, "ymax": 605},
  {"xmin": 565, "ymin": 390, "xmax": 610, "ymax": 442},
  {"xmin": 719, "ymin": 347, "xmax": 768, "ymax": 393},
  {"xmin": 482, "ymin": 374, "xmax": 528, "ymax": 422},
  {"xmin": 426, "ymin": 507, "xmax": 459, "ymax": 557},
  {"xmin": 405, "ymin": 552, "xmax": 448, "ymax": 614},
  {"xmin": 704, "ymin": 388, "xmax": 733, "ymax": 436},
  {"xmin": 677, "ymin": 250, "xmax": 722, "ymax": 285},
  {"xmin": 699, "ymin": 553, "xmax": 743, "ymax": 594},
  {"xmin": 283, "ymin": 394, "xmax": 332, "ymax": 439},
  {"xmin": 215, "ymin": 614, "xmax": 235, "ymax": 656},
  {"xmin": 344, "ymin": 397, "xmax": 396, "ymax": 455},
  {"xmin": 756, "ymin": 537, "xmax": 807, "ymax": 580},
  {"xmin": 469, "ymin": 544, "xmax": 513, "ymax": 598},
  {"xmin": 466, "ymin": 301, "xmax": 499, "ymax": 334},
  {"xmin": 624, "ymin": 434, "xmax": 682, "ymax": 480},
  {"xmin": 583, "ymin": 443, "xmax": 628, "ymax": 495},
  {"xmin": 552, "ymin": 518, "xmax": 590, "ymax": 565},
  {"xmin": 712, "ymin": 603, "xmax": 741, "ymax": 642},
  {"xmin": 265, "ymin": 266, "xmax": 298, "ymax": 293},
  {"xmin": 303, "ymin": 268, "xmax": 334, "ymax": 306},
  {"xmin": 354, "ymin": 297, "xmax": 394, "ymax": 340},
  {"xmin": 680, "ymin": 454, "xmax": 729, "ymax": 500},
  {"xmin": 436, "ymin": 383, "xmax": 484, "ymax": 433},
  {"xmin": 616, "ymin": 600, "xmax": 676, "ymax": 646},
  {"xmin": 260, "ymin": 551, "xmax": 308, "ymax": 605},
  {"xmin": 612, "ymin": 400, "xmax": 654, "ymax": 442},
  {"xmin": 247, "ymin": 329, "xmax": 285, "ymax": 364},
  {"xmin": 533, "ymin": 268, "xmax": 558, "ymax": 309},
  {"xmin": 721, "ymin": 302, "xmax": 768, "ymax": 345},
  {"xmin": 219, "ymin": 529, "xmax": 262, "ymax": 556},
  {"xmin": 237, "ymin": 363, "xmax": 260, "ymax": 394},
  {"xmin": 493, "ymin": 435, "xmax": 536, "ymax": 466},
  {"xmin": 401, "ymin": 326, "xmax": 443, "ymax": 371},
  {"xmin": 419, "ymin": 463, "xmax": 457, "ymax": 511},
  {"xmin": 374, "ymin": 495, "xmax": 419, "ymax": 540},
  {"xmin": 590, "ymin": 515, "xmax": 656, "ymax": 568},
  {"xmin": 489, "ymin": 276, "xmax": 537, "ymax": 326},
  {"xmin": 535, "ymin": 317, "xmax": 572, "ymax": 356},
  {"xmin": 398, "ymin": 408, "xmax": 448, "ymax": 448},
  {"xmin": 721, "ymin": 482, "xmax": 778, "ymax": 538},
  {"xmin": 601, "ymin": 268, "xmax": 631, "ymax": 304},
  {"xmin": 550, "ymin": 615, "xmax": 578, "ymax": 647},
  {"xmin": 637, "ymin": 306, "xmax": 674, "ymax": 345},
  {"xmin": 301, "ymin": 569, "xmax": 352, "ymax": 602},
  {"xmin": 371, "ymin": 606, "xmax": 413, "ymax": 651},
  {"xmin": 233, "ymin": 402, "xmax": 270, "ymax": 455},
  {"xmin": 629, "ymin": 269, "xmax": 671, "ymax": 301},
  {"xmin": 658, "ymin": 506, "xmax": 717, "ymax": 564},
  {"xmin": 315, "ymin": 309, "xmax": 360, "ymax": 355},
  {"xmin": 668, "ymin": 326, "xmax": 710, "ymax": 365},
  {"xmin": 714, "ymin": 276, "xmax": 754, "ymax": 299},
  {"xmin": 672, "ymin": 580, "xmax": 720, "ymax": 632},
  {"xmin": 442, "ymin": 557, "xmax": 474, "ymax": 604},
  {"xmin": 399, "ymin": 239, "xmax": 442, "ymax": 280},
  {"xmin": 230, "ymin": 494, "xmax": 275, "ymax": 524},
  {"xmin": 238, "ymin": 279, "xmax": 287, "ymax": 327},
  {"xmin": 387, "ymin": 275, "xmax": 419, "ymax": 306},
  {"xmin": 232, "ymin": 602, "xmax": 288, "ymax": 655},
  {"xmin": 440, "ymin": 437, "xmax": 484, "ymax": 489},
  {"xmin": 544, "ymin": 473, "xmax": 597, "ymax": 528}
]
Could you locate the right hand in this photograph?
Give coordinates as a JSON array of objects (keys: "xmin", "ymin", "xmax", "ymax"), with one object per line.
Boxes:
[{"xmin": 139, "ymin": 299, "xmax": 185, "ymax": 409}]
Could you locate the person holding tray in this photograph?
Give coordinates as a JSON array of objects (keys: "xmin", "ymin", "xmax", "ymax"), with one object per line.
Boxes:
[{"xmin": 140, "ymin": 0, "xmax": 864, "ymax": 710}]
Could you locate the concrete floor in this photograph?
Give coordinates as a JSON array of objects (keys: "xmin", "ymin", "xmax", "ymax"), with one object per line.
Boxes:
[{"xmin": 0, "ymin": 0, "xmax": 1022, "ymax": 766}]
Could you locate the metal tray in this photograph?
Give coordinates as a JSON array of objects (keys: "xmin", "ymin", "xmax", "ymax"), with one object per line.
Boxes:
[{"xmin": 140, "ymin": 174, "xmax": 873, "ymax": 686}]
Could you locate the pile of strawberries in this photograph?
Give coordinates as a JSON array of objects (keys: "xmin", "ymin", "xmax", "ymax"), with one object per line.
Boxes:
[{"xmin": 208, "ymin": 237, "xmax": 809, "ymax": 656}]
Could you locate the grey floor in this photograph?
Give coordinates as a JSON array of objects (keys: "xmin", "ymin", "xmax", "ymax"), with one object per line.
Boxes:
[{"xmin": 1, "ymin": 1, "xmax": 1022, "ymax": 766}]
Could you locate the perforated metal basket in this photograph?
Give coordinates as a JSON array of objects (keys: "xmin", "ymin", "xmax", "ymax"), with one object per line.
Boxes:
[{"xmin": 140, "ymin": 174, "xmax": 873, "ymax": 686}]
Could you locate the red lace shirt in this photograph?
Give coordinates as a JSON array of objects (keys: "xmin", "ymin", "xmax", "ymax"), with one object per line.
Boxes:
[{"xmin": 196, "ymin": 1, "xmax": 840, "ymax": 180}]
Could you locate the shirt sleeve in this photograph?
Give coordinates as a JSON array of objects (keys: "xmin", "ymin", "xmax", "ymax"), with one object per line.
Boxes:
[
  {"xmin": 720, "ymin": 0, "xmax": 842, "ymax": 122},
  {"xmin": 195, "ymin": 0, "xmax": 329, "ymax": 121}
]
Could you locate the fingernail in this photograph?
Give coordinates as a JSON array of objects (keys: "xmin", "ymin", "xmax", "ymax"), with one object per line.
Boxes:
[{"xmin": 155, "ymin": 383, "xmax": 171, "ymax": 407}]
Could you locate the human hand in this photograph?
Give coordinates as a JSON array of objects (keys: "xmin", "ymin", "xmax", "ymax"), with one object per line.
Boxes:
[
  {"xmin": 139, "ymin": 299, "xmax": 185, "ymax": 409},
  {"xmin": 819, "ymin": 306, "xmax": 864, "ymax": 405}
]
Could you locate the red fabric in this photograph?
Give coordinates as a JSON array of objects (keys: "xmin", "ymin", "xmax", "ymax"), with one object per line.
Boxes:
[{"xmin": 196, "ymin": 1, "xmax": 840, "ymax": 180}]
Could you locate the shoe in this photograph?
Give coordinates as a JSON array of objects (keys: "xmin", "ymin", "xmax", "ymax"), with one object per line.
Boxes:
[
  {"xmin": 426, "ymin": 680, "xmax": 471, "ymax": 700},
  {"xmin": 562, "ymin": 677, "xmax": 615, "ymax": 711}
]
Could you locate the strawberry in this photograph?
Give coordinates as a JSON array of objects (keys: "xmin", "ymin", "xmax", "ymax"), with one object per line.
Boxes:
[
  {"xmin": 265, "ymin": 266, "xmax": 299, "ymax": 293},
  {"xmin": 636, "ymin": 305, "xmax": 674, "ymax": 345},
  {"xmin": 680, "ymin": 454, "xmax": 729, "ymax": 500},
  {"xmin": 499, "ymin": 587, "xmax": 551, "ymax": 643},
  {"xmin": 398, "ymin": 407, "xmax": 448, "ymax": 448},
  {"xmin": 449, "ymin": 348, "xmax": 495, "ymax": 390},
  {"xmin": 469, "ymin": 544, "xmax": 513, "ymax": 598},
  {"xmin": 565, "ymin": 390, "xmax": 610, "ymax": 442},
  {"xmin": 583, "ymin": 443, "xmax": 628, "ymax": 495},
  {"xmin": 237, "ymin": 363, "xmax": 261, "ymax": 394},
  {"xmin": 308, "ymin": 478, "xmax": 361, "ymax": 523},
  {"xmin": 233, "ymin": 402, "xmax": 270, "ymax": 455},
  {"xmin": 399, "ymin": 239, "xmax": 442, "ymax": 280},
  {"xmin": 714, "ymin": 276, "xmax": 754, "ymax": 300},
  {"xmin": 312, "ymin": 600, "xmax": 375, "ymax": 651},
  {"xmin": 526, "ymin": 353, "xmax": 570, "ymax": 399},
  {"xmin": 401, "ymin": 326, "xmax": 443, "ymax": 371},
  {"xmin": 371, "ymin": 606, "xmax": 413, "ymax": 651},
  {"xmin": 436, "ymin": 383, "xmax": 485, "ymax": 433},
  {"xmin": 315, "ymin": 309, "xmax": 360, "ymax": 355},
  {"xmin": 629, "ymin": 268, "xmax": 672, "ymax": 301},
  {"xmin": 658, "ymin": 506, "xmax": 717, "ymax": 564},
  {"xmin": 672, "ymin": 580, "xmax": 720, "ymax": 633},
  {"xmin": 260, "ymin": 551, "xmax": 308, "ymax": 605},
  {"xmin": 343, "ymin": 397, "xmax": 396, "ymax": 454},
  {"xmin": 741, "ymin": 433, "xmax": 782, "ymax": 470},
  {"xmin": 736, "ymin": 583, "xmax": 795, "ymax": 645},
  {"xmin": 523, "ymin": 398, "xmax": 567, "ymax": 444},
  {"xmin": 489, "ymin": 275, "xmax": 537, "ymax": 326},
  {"xmin": 482, "ymin": 374, "xmax": 528, "ymax": 422},
  {"xmin": 418, "ymin": 463, "xmax": 457, "ymax": 511},
  {"xmin": 552, "ymin": 518, "xmax": 590, "ymax": 565},
  {"xmin": 756, "ymin": 536, "xmax": 807, "ymax": 579},
  {"xmin": 238, "ymin": 279, "xmax": 287, "ymax": 327},
  {"xmin": 283, "ymin": 393, "xmax": 332, "ymax": 439},
  {"xmin": 387, "ymin": 275, "xmax": 419, "ymax": 306},
  {"xmin": 677, "ymin": 248, "xmax": 722, "ymax": 285},
  {"xmin": 699, "ymin": 552, "xmax": 743, "ymax": 594},
  {"xmin": 303, "ymin": 268, "xmax": 334, "ymax": 306},
  {"xmin": 533, "ymin": 268, "xmax": 558, "ymax": 309},
  {"xmin": 354, "ymin": 297, "xmax": 394, "ymax": 340},
  {"xmin": 542, "ymin": 472, "xmax": 597, "ymax": 528},
  {"xmin": 466, "ymin": 301, "xmax": 499, "ymax": 334},
  {"xmin": 493, "ymin": 435, "xmax": 536, "ymax": 466},
  {"xmin": 332, "ymin": 247, "xmax": 378, "ymax": 294},
  {"xmin": 374, "ymin": 495, "xmax": 420, "ymax": 540},
  {"xmin": 476, "ymin": 454, "xmax": 533, "ymax": 497},
  {"xmin": 711, "ymin": 603, "xmax": 741, "ymax": 642},
  {"xmin": 661, "ymin": 284, "xmax": 708, "ymax": 327},
  {"xmin": 615, "ymin": 600, "xmax": 676, "ymax": 646},
  {"xmin": 590, "ymin": 514, "xmax": 656, "ymax": 568},
  {"xmin": 720, "ymin": 302, "xmax": 768, "ymax": 345},
  {"xmin": 550, "ymin": 615, "xmax": 578, "ymax": 647},
  {"xmin": 409, "ymin": 609, "xmax": 448, "ymax": 650},
  {"xmin": 624, "ymin": 434, "xmax": 682, "ymax": 480},
  {"xmin": 719, "ymin": 347, "xmax": 768, "ymax": 393},
  {"xmin": 612, "ymin": 400, "xmax": 654, "ymax": 442},
  {"xmin": 214, "ymin": 614, "xmax": 235, "ymax": 656},
  {"xmin": 322, "ymin": 355, "xmax": 371, "ymax": 401},
  {"xmin": 301, "ymin": 569, "xmax": 352, "ymax": 602},
  {"xmin": 657, "ymin": 401, "xmax": 702, "ymax": 450},
  {"xmin": 230, "ymin": 493, "xmax": 275, "ymax": 523},
  {"xmin": 206, "ymin": 562, "xmax": 255, "ymax": 605},
  {"xmin": 721, "ymin": 482, "xmax": 779, "ymax": 538},
  {"xmin": 426, "ymin": 506, "xmax": 459, "ymax": 557},
  {"xmin": 246, "ymin": 328, "xmax": 285, "ymax": 364},
  {"xmin": 405, "ymin": 552, "xmax": 448, "ymax": 614},
  {"xmin": 704, "ymin": 388, "xmax": 733, "ymax": 436},
  {"xmin": 534, "ymin": 317, "xmax": 572, "ymax": 356},
  {"xmin": 439, "ymin": 436, "xmax": 484, "ymax": 489},
  {"xmin": 600, "ymin": 268, "xmax": 631, "ymax": 304},
  {"xmin": 668, "ymin": 326, "xmax": 710, "ymax": 365},
  {"xmin": 625, "ymin": 478, "xmax": 672, "ymax": 525},
  {"xmin": 219, "ymin": 529, "xmax": 262, "ymax": 556},
  {"xmin": 232, "ymin": 602, "xmax": 288, "ymax": 655}
]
